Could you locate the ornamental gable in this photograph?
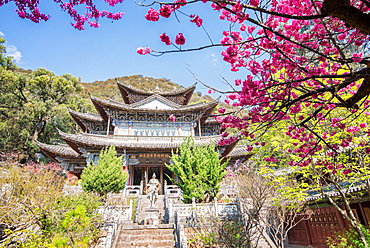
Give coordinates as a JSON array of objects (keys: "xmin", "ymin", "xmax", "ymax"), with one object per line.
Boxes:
[{"xmin": 136, "ymin": 99, "xmax": 176, "ymax": 110}]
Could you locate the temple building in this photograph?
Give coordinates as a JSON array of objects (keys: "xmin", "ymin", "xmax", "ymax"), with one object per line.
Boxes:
[{"xmin": 36, "ymin": 80, "xmax": 249, "ymax": 194}]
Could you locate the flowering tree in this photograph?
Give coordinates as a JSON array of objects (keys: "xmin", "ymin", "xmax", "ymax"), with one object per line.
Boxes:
[
  {"xmin": 135, "ymin": 2, "xmax": 370, "ymax": 176},
  {"xmin": 135, "ymin": 0, "xmax": 370, "ymax": 245}
]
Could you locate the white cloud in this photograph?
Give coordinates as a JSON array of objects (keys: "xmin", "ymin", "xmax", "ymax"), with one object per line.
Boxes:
[
  {"xmin": 6, "ymin": 45, "xmax": 22, "ymax": 64},
  {"xmin": 0, "ymin": 31, "xmax": 4, "ymax": 37}
]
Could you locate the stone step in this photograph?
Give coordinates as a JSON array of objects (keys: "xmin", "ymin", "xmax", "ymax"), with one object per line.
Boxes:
[
  {"xmin": 116, "ymin": 240, "xmax": 175, "ymax": 248},
  {"xmin": 117, "ymin": 237, "xmax": 175, "ymax": 244},
  {"xmin": 121, "ymin": 230, "xmax": 173, "ymax": 236},
  {"xmin": 118, "ymin": 234, "xmax": 174, "ymax": 240},
  {"xmin": 116, "ymin": 227, "xmax": 175, "ymax": 248}
]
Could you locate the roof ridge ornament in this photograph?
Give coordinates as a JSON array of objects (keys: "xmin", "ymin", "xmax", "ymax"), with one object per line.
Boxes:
[{"xmin": 154, "ymin": 83, "xmax": 161, "ymax": 93}]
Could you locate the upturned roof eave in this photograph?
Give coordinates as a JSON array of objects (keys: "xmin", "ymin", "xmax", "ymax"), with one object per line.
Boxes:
[
  {"xmin": 116, "ymin": 79, "xmax": 197, "ymax": 96},
  {"xmin": 90, "ymin": 94, "xmax": 109, "ymax": 122},
  {"xmin": 116, "ymin": 79, "xmax": 196, "ymax": 104},
  {"xmin": 35, "ymin": 140, "xmax": 82, "ymax": 160},
  {"xmin": 90, "ymin": 94, "xmax": 219, "ymax": 114},
  {"xmin": 68, "ymin": 108, "xmax": 104, "ymax": 122},
  {"xmin": 225, "ymin": 146, "xmax": 253, "ymax": 158}
]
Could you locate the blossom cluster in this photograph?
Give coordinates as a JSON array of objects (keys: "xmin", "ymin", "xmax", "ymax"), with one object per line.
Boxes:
[
  {"xmin": 137, "ymin": 0, "xmax": 207, "ymax": 51},
  {"xmin": 1, "ymin": 0, "xmax": 124, "ymax": 29}
]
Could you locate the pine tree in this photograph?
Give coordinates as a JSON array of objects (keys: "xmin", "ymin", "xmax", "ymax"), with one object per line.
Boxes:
[
  {"xmin": 81, "ymin": 146, "xmax": 128, "ymax": 196},
  {"xmin": 166, "ymin": 137, "xmax": 229, "ymax": 203}
]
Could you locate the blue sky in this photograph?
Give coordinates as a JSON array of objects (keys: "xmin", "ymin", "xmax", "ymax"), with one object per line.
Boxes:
[{"xmin": 0, "ymin": 0, "xmax": 245, "ymax": 94}]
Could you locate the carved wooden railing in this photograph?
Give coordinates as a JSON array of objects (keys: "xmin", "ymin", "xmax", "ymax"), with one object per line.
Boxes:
[{"xmin": 82, "ymin": 133, "xmax": 220, "ymax": 142}]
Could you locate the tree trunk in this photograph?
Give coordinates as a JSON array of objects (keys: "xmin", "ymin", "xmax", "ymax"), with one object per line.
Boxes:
[
  {"xmin": 32, "ymin": 120, "xmax": 46, "ymax": 141},
  {"xmin": 321, "ymin": 0, "xmax": 370, "ymax": 35}
]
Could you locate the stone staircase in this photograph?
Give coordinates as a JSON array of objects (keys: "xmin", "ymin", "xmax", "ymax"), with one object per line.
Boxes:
[
  {"xmin": 114, "ymin": 195, "xmax": 175, "ymax": 248},
  {"xmin": 115, "ymin": 224, "xmax": 175, "ymax": 248}
]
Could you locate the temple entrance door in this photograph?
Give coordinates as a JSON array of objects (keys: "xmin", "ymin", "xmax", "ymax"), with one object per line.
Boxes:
[{"xmin": 132, "ymin": 165, "xmax": 175, "ymax": 194}]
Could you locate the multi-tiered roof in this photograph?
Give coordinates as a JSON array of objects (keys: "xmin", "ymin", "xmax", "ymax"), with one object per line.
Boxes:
[{"xmin": 37, "ymin": 80, "xmax": 248, "ymax": 174}]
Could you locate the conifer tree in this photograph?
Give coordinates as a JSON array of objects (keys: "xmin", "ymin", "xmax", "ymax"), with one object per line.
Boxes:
[
  {"xmin": 81, "ymin": 146, "xmax": 128, "ymax": 196},
  {"xmin": 166, "ymin": 137, "xmax": 228, "ymax": 203}
]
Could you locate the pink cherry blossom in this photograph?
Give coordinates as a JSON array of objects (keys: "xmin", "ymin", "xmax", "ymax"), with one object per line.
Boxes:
[
  {"xmin": 89, "ymin": 21, "xmax": 100, "ymax": 28},
  {"xmin": 218, "ymin": 108, "xmax": 226, "ymax": 114},
  {"xmin": 343, "ymin": 169, "xmax": 351, "ymax": 175},
  {"xmin": 175, "ymin": 33, "xmax": 186, "ymax": 45},
  {"xmin": 173, "ymin": 0, "xmax": 187, "ymax": 9},
  {"xmin": 222, "ymin": 132, "xmax": 229, "ymax": 137},
  {"xmin": 136, "ymin": 47, "xmax": 151, "ymax": 55},
  {"xmin": 145, "ymin": 8, "xmax": 160, "ymax": 21},
  {"xmin": 250, "ymin": 0, "xmax": 259, "ymax": 7},
  {"xmin": 247, "ymin": 26, "xmax": 255, "ymax": 33},
  {"xmin": 8, "ymin": 0, "xmax": 125, "ymax": 29},
  {"xmin": 160, "ymin": 33, "xmax": 171, "ymax": 45},
  {"xmin": 159, "ymin": 5, "xmax": 174, "ymax": 18},
  {"xmin": 190, "ymin": 15, "xmax": 203, "ymax": 27},
  {"xmin": 352, "ymin": 52, "xmax": 363, "ymax": 62}
]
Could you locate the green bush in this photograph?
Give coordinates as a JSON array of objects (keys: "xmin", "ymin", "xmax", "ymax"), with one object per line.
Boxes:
[
  {"xmin": 81, "ymin": 146, "xmax": 128, "ymax": 196},
  {"xmin": 166, "ymin": 137, "xmax": 229, "ymax": 203},
  {"xmin": 327, "ymin": 225, "xmax": 370, "ymax": 248}
]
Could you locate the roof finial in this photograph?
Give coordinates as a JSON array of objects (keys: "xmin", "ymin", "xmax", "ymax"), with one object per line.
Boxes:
[{"xmin": 154, "ymin": 83, "xmax": 161, "ymax": 93}]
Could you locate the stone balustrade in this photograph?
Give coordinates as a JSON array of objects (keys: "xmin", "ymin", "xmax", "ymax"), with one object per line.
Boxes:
[
  {"xmin": 171, "ymin": 197, "xmax": 241, "ymax": 248},
  {"xmin": 124, "ymin": 185, "xmax": 142, "ymax": 197}
]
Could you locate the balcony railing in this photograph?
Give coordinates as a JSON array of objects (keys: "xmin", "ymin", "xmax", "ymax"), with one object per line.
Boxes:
[{"xmin": 84, "ymin": 133, "xmax": 215, "ymax": 142}]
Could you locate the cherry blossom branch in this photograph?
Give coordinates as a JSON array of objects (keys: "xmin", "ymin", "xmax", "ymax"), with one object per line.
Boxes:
[
  {"xmin": 219, "ymin": 6, "xmax": 354, "ymax": 64},
  {"xmin": 216, "ymin": 0, "xmax": 326, "ymax": 20},
  {"xmin": 149, "ymin": 37, "xmax": 263, "ymax": 55},
  {"xmin": 301, "ymin": 124, "xmax": 338, "ymax": 153}
]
